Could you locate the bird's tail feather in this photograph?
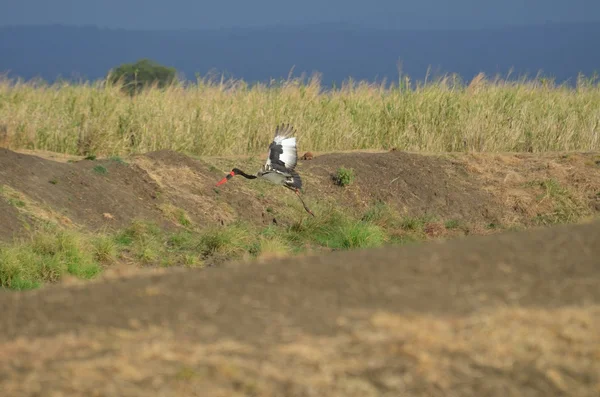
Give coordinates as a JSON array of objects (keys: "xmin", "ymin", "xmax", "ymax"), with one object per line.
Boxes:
[{"xmin": 290, "ymin": 171, "xmax": 302, "ymax": 190}]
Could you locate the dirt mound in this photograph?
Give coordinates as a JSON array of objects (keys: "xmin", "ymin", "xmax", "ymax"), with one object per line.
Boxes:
[
  {"xmin": 1, "ymin": 220, "xmax": 599, "ymax": 396},
  {"xmin": 0, "ymin": 200, "xmax": 26, "ymax": 240},
  {"xmin": 2, "ymin": 148, "xmax": 600, "ymax": 242},
  {"xmin": 304, "ymin": 151, "xmax": 600, "ymax": 228},
  {"xmin": 132, "ymin": 149, "xmax": 277, "ymax": 227},
  {"xmin": 303, "ymin": 151, "xmax": 501, "ymax": 222},
  {"xmin": 0, "ymin": 148, "xmax": 166, "ymax": 239}
]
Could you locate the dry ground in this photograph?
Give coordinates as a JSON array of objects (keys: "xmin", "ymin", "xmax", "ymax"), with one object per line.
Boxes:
[
  {"xmin": 1, "ymin": 148, "xmax": 600, "ymax": 396},
  {"xmin": 0, "ymin": 220, "xmax": 599, "ymax": 396}
]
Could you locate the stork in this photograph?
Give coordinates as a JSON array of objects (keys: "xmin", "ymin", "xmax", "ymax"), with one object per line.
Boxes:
[{"xmin": 215, "ymin": 124, "xmax": 315, "ymax": 217}]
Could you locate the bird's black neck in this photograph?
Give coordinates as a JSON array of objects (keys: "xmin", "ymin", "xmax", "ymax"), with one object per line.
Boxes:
[{"xmin": 233, "ymin": 168, "xmax": 257, "ymax": 179}]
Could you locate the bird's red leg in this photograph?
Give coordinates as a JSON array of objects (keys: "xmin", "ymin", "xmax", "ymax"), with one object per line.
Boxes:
[{"xmin": 295, "ymin": 188, "xmax": 315, "ymax": 217}]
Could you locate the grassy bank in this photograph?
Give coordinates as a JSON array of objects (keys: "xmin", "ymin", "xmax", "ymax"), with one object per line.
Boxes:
[
  {"xmin": 1, "ymin": 74, "xmax": 599, "ymax": 156},
  {"xmin": 0, "ymin": 201, "xmax": 473, "ymax": 291}
]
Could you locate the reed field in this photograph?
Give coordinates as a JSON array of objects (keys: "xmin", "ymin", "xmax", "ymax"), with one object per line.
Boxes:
[{"xmin": 1, "ymin": 73, "xmax": 599, "ymax": 157}]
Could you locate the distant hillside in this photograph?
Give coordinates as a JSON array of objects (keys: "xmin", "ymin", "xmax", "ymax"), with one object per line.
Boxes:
[{"xmin": 1, "ymin": 22, "xmax": 599, "ymax": 86}]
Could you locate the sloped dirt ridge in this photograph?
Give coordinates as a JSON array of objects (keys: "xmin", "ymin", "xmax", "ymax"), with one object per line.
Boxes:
[
  {"xmin": 2, "ymin": 148, "xmax": 599, "ymax": 241},
  {"xmin": 0, "ymin": 148, "xmax": 166, "ymax": 239}
]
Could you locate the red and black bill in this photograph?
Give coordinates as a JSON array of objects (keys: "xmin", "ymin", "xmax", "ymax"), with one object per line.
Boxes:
[{"xmin": 215, "ymin": 170, "xmax": 235, "ymax": 186}]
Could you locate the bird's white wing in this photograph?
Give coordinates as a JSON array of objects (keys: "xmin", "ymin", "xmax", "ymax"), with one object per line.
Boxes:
[{"xmin": 265, "ymin": 124, "xmax": 298, "ymax": 172}]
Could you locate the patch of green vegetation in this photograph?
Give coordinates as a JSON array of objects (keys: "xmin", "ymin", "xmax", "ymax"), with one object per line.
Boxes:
[
  {"xmin": 283, "ymin": 204, "xmax": 388, "ymax": 250},
  {"xmin": 0, "ymin": 200, "xmax": 473, "ymax": 291},
  {"xmin": 444, "ymin": 219, "xmax": 461, "ymax": 229},
  {"xmin": 178, "ymin": 212, "xmax": 192, "ymax": 227},
  {"xmin": 529, "ymin": 178, "xmax": 588, "ymax": 225},
  {"xmin": 115, "ymin": 220, "xmax": 163, "ymax": 264},
  {"xmin": 159, "ymin": 204, "xmax": 193, "ymax": 228},
  {"xmin": 92, "ymin": 165, "xmax": 108, "ymax": 175},
  {"xmin": 108, "ymin": 156, "xmax": 127, "ymax": 165},
  {"xmin": 400, "ymin": 215, "xmax": 436, "ymax": 232},
  {"xmin": 84, "ymin": 155, "xmax": 97, "ymax": 161},
  {"xmin": 0, "ymin": 226, "xmax": 101, "ymax": 290},
  {"xmin": 333, "ymin": 167, "xmax": 355, "ymax": 187},
  {"xmin": 0, "ymin": 186, "xmax": 25, "ymax": 208},
  {"xmin": 361, "ymin": 201, "xmax": 393, "ymax": 223},
  {"xmin": 197, "ymin": 222, "xmax": 253, "ymax": 258},
  {"xmin": 92, "ymin": 235, "xmax": 117, "ymax": 263},
  {"xmin": 8, "ymin": 198, "xmax": 26, "ymax": 208},
  {"xmin": 328, "ymin": 221, "xmax": 387, "ymax": 250},
  {"xmin": 49, "ymin": 178, "xmax": 58, "ymax": 185},
  {"xmin": 113, "ymin": 220, "xmax": 250, "ymax": 268}
]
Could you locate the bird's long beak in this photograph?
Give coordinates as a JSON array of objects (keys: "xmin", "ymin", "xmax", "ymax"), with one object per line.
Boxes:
[{"xmin": 215, "ymin": 171, "xmax": 235, "ymax": 186}]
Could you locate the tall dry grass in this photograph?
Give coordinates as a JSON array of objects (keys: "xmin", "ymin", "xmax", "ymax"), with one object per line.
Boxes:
[{"xmin": 0, "ymin": 73, "xmax": 599, "ymax": 156}]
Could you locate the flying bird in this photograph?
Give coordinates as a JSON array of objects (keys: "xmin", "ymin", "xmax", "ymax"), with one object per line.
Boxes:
[{"xmin": 215, "ymin": 124, "xmax": 315, "ymax": 217}]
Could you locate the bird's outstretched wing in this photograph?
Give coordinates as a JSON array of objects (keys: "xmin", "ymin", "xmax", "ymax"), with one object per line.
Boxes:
[{"xmin": 265, "ymin": 123, "xmax": 298, "ymax": 172}]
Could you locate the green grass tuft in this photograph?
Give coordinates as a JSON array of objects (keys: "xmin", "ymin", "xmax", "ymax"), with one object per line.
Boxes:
[
  {"xmin": 285, "ymin": 204, "xmax": 387, "ymax": 250},
  {"xmin": 444, "ymin": 219, "xmax": 461, "ymax": 229},
  {"xmin": 530, "ymin": 178, "xmax": 589, "ymax": 225},
  {"xmin": 159, "ymin": 204, "xmax": 193, "ymax": 227},
  {"xmin": 400, "ymin": 215, "xmax": 435, "ymax": 232},
  {"xmin": 8, "ymin": 198, "xmax": 26, "ymax": 208},
  {"xmin": 92, "ymin": 165, "xmax": 108, "ymax": 175},
  {"xmin": 327, "ymin": 221, "xmax": 387, "ymax": 250},
  {"xmin": 92, "ymin": 235, "xmax": 117, "ymax": 264},
  {"xmin": 0, "ymin": 228, "xmax": 101, "ymax": 289},
  {"xmin": 108, "ymin": 156, "xmax": 128, "ymax": 165},
  {"xmin": 198, "ymin": 223, "xmax": 252, "ymax": 258},
  {"xmin": 334, "ymin": 167, "xmax": 355, "ymax": 187},
  {"xmin": 361, "ymin": 202, "xmax": 399, "ymax": 228}
]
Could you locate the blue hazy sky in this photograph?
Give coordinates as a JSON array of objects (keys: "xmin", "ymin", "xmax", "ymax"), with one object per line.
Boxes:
[{"xmin": 2, "ymin": 0, "xmax": 599, "ymax": 30}]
